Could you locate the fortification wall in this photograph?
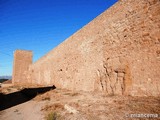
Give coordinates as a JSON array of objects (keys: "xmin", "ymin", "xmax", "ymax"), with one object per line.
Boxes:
[
  {"xmin": 27, "ymin": 28, "xmax": 104, "ymax": 91},
  {"xmin": 18, "ymin": 0, "xmax": 159, "ymax": 96},
  {"xmin": 12, "ymin": 50, "xmax": 32, "ymax": 84},
  {"xmin": 99, "ymin": 0, "xmax": 160, "ymax": 96}
]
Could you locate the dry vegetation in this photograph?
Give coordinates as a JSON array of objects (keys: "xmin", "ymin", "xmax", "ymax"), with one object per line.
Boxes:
[
  {"xmin": 34, "ymin": 89, "xmax": 160, "ymax": 120},
  {"xmin": 0, "ymin": 85, "xmax": 160, "ymax": 120}
]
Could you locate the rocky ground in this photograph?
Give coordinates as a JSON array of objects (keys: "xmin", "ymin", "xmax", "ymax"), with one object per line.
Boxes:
[{"xmin": 0, "ymin": 84, "xmax": 160, "ymax": 120}]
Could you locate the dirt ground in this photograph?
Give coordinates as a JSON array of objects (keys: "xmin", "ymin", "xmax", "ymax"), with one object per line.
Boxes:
[{"xmin": 0, "ymin": 84, "xmax": 160, "ymax": 120}]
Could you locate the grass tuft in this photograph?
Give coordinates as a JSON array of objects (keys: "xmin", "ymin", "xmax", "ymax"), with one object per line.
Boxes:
[{"xmin": 46, "ymin": 112, "xmax": 60, "ymax": 120}]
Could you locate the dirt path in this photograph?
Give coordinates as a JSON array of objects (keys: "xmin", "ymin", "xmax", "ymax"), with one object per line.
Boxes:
[
  {"xmin": 0, "ymin": 100, "xmax": 45, "ymax": 120},
  {"xmin": 0, "ymin": 86, "xmax": 160, "ymax": 120}
]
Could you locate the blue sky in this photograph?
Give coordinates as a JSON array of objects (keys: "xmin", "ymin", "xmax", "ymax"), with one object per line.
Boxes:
[{"xmin": 0, "ymin": 0, "xmax": 118, "ymax": 76}]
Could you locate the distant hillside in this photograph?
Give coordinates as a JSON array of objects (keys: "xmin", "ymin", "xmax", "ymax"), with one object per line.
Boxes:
[
  {"xmin": 0, "ymin": 76, "xmax": 12, "ymax": 79},
  {"xmin": 0, "ymin": 76, "xmax": 12, "ymax": 83}
]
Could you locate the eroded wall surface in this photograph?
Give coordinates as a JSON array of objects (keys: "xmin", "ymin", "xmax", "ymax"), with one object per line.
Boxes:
[
  {"xmin": 97, "ymin": 0, "xmax": 160, "ymax": 96},
  {"xmin": 15, "ymin": 0, "xmax": 160, "ymax": 96}
]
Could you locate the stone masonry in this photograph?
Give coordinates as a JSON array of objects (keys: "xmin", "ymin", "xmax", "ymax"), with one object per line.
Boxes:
[
  {"xmin": 12, "ymin": 0, "xmax": 160, "ymax": 96},
  {"xmin": 12, "ymin": 50, "xmax": 32, "ymax": 84}
]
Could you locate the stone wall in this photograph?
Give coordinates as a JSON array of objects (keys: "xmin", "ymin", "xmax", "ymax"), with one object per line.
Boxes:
[
  {"xmin": 12, "ymin": 50, "xmax": 32, "ymax": 84},
  {"xmin": 13, "ymin": 0, "xmax": 160, "ymax": 96},
  {"xmin": 101, "ymin": 0, "xmax": 160, "ymax": 96}
]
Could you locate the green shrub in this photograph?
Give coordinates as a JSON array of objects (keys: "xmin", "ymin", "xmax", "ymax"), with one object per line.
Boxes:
[{"xmin": 46, "ymin": 112, "xmax": 60, "ymax": 120}]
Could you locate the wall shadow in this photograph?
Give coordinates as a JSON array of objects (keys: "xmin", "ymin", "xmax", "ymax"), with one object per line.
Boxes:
[{"xmin": 0, "ymin": 85, "xmax": 56, "ymax": 111}]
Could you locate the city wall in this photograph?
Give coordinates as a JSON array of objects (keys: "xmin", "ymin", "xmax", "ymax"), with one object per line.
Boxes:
[{"xmin": 13, "ymin": 0, "xmax": 160, "ymax": 96}]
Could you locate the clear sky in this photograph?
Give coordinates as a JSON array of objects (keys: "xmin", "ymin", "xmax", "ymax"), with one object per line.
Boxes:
[{"xmin": 0, "ymin": 0, "xmax": 118, "ymax": 76}]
